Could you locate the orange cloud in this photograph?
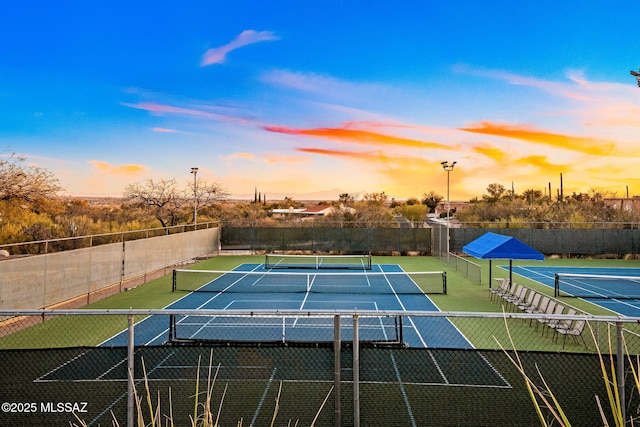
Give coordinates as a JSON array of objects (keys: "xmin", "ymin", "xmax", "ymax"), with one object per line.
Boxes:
[
  {"xmin": 460, "ymin": 121, "xmax": 615, "ymax": 155},
  {"xmin": 89, "ymin": 161, "xmax": 147, "ymax": 176},
  {"xmin": 472, "ymin": 142, "xmax": 569, "ymax": 175},
  {"xmin": 223, "ymin": 152, "xmax": 256, "ymax": 160},
  {"xmin": 512, "ymin": 155, "xmax": 568, "ymax": 175},
  {"xmin": 296, "ymin": 148, "xmax": 434, "ymax": 171},
  {"xmin": 472, "ymin": 144, "xmax": 509, "ymax": 163},
  {"xmin": 265, "ymin": 124, "xmax": 452, "ymax": 150}
]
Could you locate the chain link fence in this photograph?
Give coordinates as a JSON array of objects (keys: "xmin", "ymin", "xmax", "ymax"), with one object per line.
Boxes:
[
  {"xmin": 1, "ymin": 309, "xmax": 639, "ymax": 426},
  {"xmin": 221, "ymin": 225, "xmax": 431, "ymax": 254}
]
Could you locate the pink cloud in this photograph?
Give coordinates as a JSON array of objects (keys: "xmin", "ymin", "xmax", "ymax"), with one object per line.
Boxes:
[{"xmin": 201, "ymin": 30, "xmax": 280, "ymax": 66}]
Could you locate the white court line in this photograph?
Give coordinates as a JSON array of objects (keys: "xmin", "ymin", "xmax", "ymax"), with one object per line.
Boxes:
[
  {"xmin": 250, "ymin": 367, "xmax": 278, "ymax": 427},
  {"xmin": 85, "ymin": 349, "xmax": 176, "ymax": 426},
  {"xmin": 377, "ymin": 315, "xmax": 416, "ymax": 427}
]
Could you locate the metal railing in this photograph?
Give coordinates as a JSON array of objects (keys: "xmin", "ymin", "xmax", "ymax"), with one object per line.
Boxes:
[{"xmin": 0, "ymin": 222, "xmax": 219, "ymax": 255}]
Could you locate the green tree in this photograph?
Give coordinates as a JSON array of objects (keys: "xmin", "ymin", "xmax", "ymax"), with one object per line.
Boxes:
[
  {"xmin": 484, "ymin": 183, "xmax": 506, "ymax": 203},
  {"xmin": 351, "ymin": 192, "xmax": 394, "ymax": 227},
  {"xmin": 422, "ymin": 191, "xmax": 443, "ymax": 213},
  {"xmin": 399, "ymin": 203, "xmax": 427, "ymax": 223}
]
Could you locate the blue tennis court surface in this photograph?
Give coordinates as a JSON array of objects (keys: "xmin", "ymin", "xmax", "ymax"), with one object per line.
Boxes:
[
  {"xmin": 35, "ymin": 262, "xmax": 510, "ymax": 426},
  {"xmin": 103, "ymin": 263, "xmax": 473, "ymax": 349},
  {"xmin": 503, "ymin": 265, "xmax": 640, "ymax": 316}
]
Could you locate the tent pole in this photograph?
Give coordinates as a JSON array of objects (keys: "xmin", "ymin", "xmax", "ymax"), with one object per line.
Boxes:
[
  {"xmin": 509, "ymin": 260, "xmax": 513, "ymax": 285},
  {"xmin": 489, "ymin": 260, "xmax": 492, "ymax": 288}
]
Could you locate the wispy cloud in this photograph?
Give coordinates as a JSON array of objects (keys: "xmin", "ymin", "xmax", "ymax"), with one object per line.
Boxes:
[
  {"xmin": 261, "ymin": 69, "xmax": 385, "ymax": 103},
  {"xmin": 471, "ymin": 143, "xmax": 509, "ymax": 163},
  {"xmin": 263, "ymin": 70, "xmax": 352, "ymax": 94},
  {"xmin": 264, "ymin": 124, "xmax": 454, "ymax": 150},
  {"xmin": 460, "ymin": 121, "xmax": 615, "ymax": 155},
  {"xmin": 89, "ymin": 160, "xmax": 147, "ymax": 176},
  {"xmin": 201, "ymin": 30, "xmax": 280, "ymax": 66},
  {"xmin": 223, "ymin": 152, "xmax": 256, "ymax": 161},
  {"xmin": 297, "ymin": 147, "xmax": 382, "ymax": 160},
  {"xmin": 452, "ymin": 64, "xmax": 592, "ymax": 101},
  {"xmin": 152, "ymin": 127, "xmax": 182, "ymax": 133},
  {"xmin": 222, "ymin": 151, "xmax": 310, "ymax": 165},
  {"xmin": 122, "ymin": 101, "xmax": 250, "ymax": 124}
]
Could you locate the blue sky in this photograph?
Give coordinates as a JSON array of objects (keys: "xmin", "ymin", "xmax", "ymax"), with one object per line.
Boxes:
[{"xmin": 2, "ymin": 1, "xmax": 640, "ymax": 200}]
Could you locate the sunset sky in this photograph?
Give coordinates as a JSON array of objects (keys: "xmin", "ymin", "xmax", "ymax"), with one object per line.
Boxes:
[{"xmin": 2, "ymin": 1, "xmax": 640, "ymax": 201}]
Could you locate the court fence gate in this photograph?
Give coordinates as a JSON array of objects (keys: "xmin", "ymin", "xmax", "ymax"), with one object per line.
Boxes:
[{"xmin": 2, "ymin": 309, "xmax": 640, "ymax": 427}]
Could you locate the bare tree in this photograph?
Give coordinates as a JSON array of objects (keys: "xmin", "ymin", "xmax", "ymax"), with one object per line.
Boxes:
[
  {"xmin": 0, "ymin": 153, "xmax": 63, "ymax": 203},
  {"xmin": 192, "ymin": 179, "xmax": 228, "ymax": 212},
  {"xmin": 124, "ymin": 179, "xmax": 190, "ymax": 227},
  {"xmin": 124, "ymin": 177, "xmax": 228, "ymax": 227}
]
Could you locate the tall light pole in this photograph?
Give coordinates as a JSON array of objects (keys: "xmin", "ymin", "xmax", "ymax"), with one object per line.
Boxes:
[
  {"xmin": 191, "ymin": 167, "xmax": 198, "ymax": 226},
  {"xmin": 441, "ymin": 161, "xmax": 456, "ymax": 255}
]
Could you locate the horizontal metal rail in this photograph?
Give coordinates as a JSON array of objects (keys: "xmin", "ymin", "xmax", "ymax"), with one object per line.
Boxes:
[{"xmin": 0, "ymin": 308, "xmax": 636, "ymax": 324}]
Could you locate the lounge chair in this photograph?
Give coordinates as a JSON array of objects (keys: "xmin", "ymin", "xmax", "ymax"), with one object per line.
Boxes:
[
  {"xmin": 549, "ymin": 308, "xmax": 576, "ymax": 340},
  {"xmin": 504, "ymin": 285, "xmax": 528, "ymax": 311},
  {"xmin": 516, "ymin": 290, "xmax": 538, "ymax": 312},
  {"xmin": 556, "ymin": 318, "xmax": 588, "ymax": 349},
  {"xmin": 539, "ymin": 303, "xmax": 565, "ymax": 335},
  {"xmin": 519, "ymin": 291, "xmax": 541, "ymax": 313},
  {"xmin": 489, "ymin": 278, "xmax": 510, "ymax": 301},
  {"xmin": 527, "ymin": 295, "xmax": 550, "ymax": 326},
  {"xmin": 535, "ymin": 299, "xmax": 557, "ymax": 331}
]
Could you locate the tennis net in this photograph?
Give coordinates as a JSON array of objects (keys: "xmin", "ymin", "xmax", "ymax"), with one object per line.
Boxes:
[
  {"xmin": 168, "ymin": 313, "xmax": 404, "ymax": 346},
  {"xmin": 554, "ymin": 272, "xmax": 640, "ymax": 299},
  {"xmin": 265, "ymin": 253, "xmax": 372, "ymax": 270},
  {"xmin": 172, "ymin": 269, "xmax": 447, "ymax": 295}
]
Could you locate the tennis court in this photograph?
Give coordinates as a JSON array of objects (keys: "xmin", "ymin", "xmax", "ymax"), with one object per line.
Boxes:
[
  {"xmin": 26, "ymin": 259, "xmax": 518, "ymax": 426},
  {"xmin": 504, "ymin": 265, "xmax": 640, "ymax": 316},
  {"xmin": 103, "ymin": 261, "xmax": 470, "ymax": 348}
]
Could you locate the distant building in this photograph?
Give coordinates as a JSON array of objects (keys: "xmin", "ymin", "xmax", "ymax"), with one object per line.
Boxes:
[
  {"xmin": 604, "ymin": 197, "xmax": 640, "ymax": 212},
  {"xmin": 271, "ymin": 205, "xmax": 335, "ymax": 219}
]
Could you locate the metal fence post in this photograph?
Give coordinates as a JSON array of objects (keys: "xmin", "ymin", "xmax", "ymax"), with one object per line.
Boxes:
[
  {"xmin": 127, "ymin": 314, "xmax": 135, "ymax": 427},
  {"xmin": 334, "ymin": 315, "xmax": 341, "ymax": 427},
  {"xmin": 617, "ymin": 322, "xmax": 625, "ymax": 425},
  {"xmin": 353, "ymin": 314, "xmax": 360, "ymax": 427}
]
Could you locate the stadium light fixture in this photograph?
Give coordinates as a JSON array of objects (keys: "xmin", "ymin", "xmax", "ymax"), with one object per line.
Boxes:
[
  {"xmin": 441, "ymin": 161, "xmax": 457, "ymax": 255},
  {"xmin": 631, "ymin": 69, "xmax": 640, "ymax": 87},
  {"xmin": 191, "ymin": 167, "xmax": 198, "ymax": 226}
]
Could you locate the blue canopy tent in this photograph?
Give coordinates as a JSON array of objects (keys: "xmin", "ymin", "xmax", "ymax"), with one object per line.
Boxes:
[{"xmin": 462, "ymin": 232, "xmax": 544, "ymax": 287}]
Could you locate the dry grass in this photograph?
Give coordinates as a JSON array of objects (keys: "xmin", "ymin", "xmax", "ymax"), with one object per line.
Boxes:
[{"xmin": 71, "ymin": 349, "xmax": 333, "ymax": 427}]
